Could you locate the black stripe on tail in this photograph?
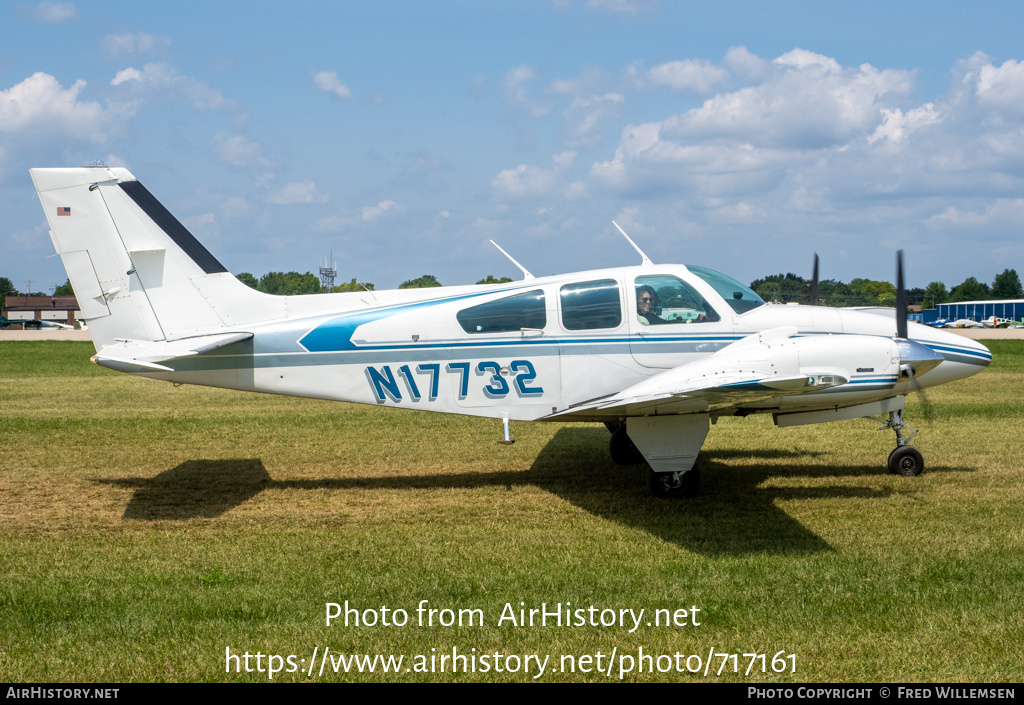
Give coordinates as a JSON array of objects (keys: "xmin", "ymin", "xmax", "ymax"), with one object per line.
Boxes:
[{"xmin": 119, "ymin": 180, "xmax": 228, "ymax": 274}]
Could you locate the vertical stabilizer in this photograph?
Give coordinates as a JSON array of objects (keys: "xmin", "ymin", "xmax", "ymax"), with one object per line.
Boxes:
[{"xmin": 30, "ymin": 166, "xmax": 275, "ymax": 351}]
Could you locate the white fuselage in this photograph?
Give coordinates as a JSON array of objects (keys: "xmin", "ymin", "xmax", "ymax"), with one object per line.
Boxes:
[{"xmin": 147, "ymin": 264, "xmax": 991, "ymax": 422}]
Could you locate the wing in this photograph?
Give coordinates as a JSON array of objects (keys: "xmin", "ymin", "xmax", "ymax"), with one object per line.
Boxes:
[{"xmin": 543, "ymin": 327, "xmax": 901, "ymax": 422}]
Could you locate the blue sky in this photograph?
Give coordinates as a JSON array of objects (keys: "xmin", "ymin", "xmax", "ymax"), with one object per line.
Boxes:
[{"xmin": 3, "ymin": 0, "xmax": 1023, "ymax": 293}]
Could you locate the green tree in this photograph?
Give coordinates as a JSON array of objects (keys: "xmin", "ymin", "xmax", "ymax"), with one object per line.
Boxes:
[
  {"xmin": 0, "ymin": 276, "xmax": 16, "ymax": 310},
  {"xmin": 922, "ymin": 281, "xmax": 948, "ymax": 308},
  {"xmin": 948, "ymin": 277, "xmax": 990, "ymax": 303},
  {"xmin": 476, "ymin": 275, "xmax": 513, "ymax": 285},
  {"xmin": 991, "ymin": 269, "xmax": 1023, "ymax": 299},
  {"xmin": 848, "ymin": 278, "xmax": 897, "ymax": 307},
  {"xmin": 236, "ymin": 272, "xmax": 259, "ymax": 289},
  {"xmin": 332, "ymin": 278, "xmax": 375, "ymax": 293},
  {"xmin": 54, "ymin": 279, "xmax": 74, "ymax": 296},
  {"xmin": 906, "ymin": 287, "xmax": 925, "ymax": 306},
  {"xmin": 257, "ymin": 271, "xmax": 321, "ymax": 295},
  {"xmin": 399, "ymin": 274, "xmax": 442, "ymax": 289},
  {"xmin": 818, "ymin": 279, "xmax": 853, "ymax": 307},
  {"xmin": 755, "ymin": 282, "xmax": 782, "ymax": 302},
  {"xmin": 749, "ymin": 273, "xmax": 807, "ymax": 303}
]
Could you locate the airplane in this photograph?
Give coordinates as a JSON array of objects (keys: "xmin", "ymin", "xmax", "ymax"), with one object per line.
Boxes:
[
  {"xmin": 0, "ymin": 315, "xmax": 74, "ymax": 330},
  {"xmin": 944, "ymin": 319, "xmax": 983, "ymax": 329},
  {"xmin": 29, "ymin": 165, "xmax": 992, "ymax": 498},
  {"xmin": 982, "ymin": 316, "xmax": 1012, "ymax": 329}
]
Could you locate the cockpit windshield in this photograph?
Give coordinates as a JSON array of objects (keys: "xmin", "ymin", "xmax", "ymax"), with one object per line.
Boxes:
[{"xmin": 687, "ymin": 265, "xmax": 765, "ymax": 314}]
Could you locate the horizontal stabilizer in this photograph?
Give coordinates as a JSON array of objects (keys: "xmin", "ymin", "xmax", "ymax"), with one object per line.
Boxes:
[{"xmin": 90, "ymin": 332, "xmax": 253, "ymax": 373}]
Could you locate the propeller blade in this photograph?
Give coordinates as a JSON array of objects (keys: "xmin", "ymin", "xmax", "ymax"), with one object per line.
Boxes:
[
  {"xmin": 809, "ymin": 253, "xmax": 820, "ymax": 306},
  {"xmin": 895, "ymin": 250, "xmax": 907, "ymax": 339},
  {"xmin": 897, "ymin": 339, "xmax": 942, "ymax": 423},
  {"xmin": 906, "ymin": 366, "xmax": 935, "ymax": 424}
]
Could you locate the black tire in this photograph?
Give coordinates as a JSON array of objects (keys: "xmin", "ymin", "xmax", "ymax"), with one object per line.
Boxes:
[
  {"xmin": 647, "ymin": 466, "xmax": 700, "ymax": 499},
  {"xmin": 888, "ymin": 445, "xmax": 924, "ymax": 477},
  {"xmin": 609, "ymin": 425, "xmax": 645, "ymax": 466}
]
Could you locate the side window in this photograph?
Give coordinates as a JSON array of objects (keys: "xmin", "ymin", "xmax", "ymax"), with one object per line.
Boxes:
[
  {"xmin": 635, "ymin": 275, "xmax": 720, "ymax": 325},
  {"xmin": 456, "ymin": 289, "xmax": 546, "ymax": 333},
  {"xmin": 560, "ymin": 279, "xmax": 622, "ymax": 330}
]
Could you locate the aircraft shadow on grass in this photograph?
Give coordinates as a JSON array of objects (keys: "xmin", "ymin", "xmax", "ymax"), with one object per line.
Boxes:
[{"xmin": 99, "ymin": 427, "xmax": 974, "ymax": 557}]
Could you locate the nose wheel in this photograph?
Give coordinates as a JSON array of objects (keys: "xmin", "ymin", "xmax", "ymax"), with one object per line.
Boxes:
[
  {"xmin": 872, "ymin": 408, "xmax": 925, "ymax": 477},
  {"xmin": 888, "ymin": 445, "xmax": 924, "ymax": 476}
]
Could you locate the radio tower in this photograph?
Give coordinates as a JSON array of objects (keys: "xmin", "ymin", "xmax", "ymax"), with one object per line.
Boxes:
[{"xmin": 319, "ymin": 251, "xmax": 337, "ymax": 293}]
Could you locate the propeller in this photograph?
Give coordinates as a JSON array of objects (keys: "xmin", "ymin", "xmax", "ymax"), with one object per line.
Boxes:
[
  {"xmin": 809, "ymin": 253, "xmax": 819, "ymax": 306},
  {"xmin": 893, "ymin": 250, "xmax": 936, "ymax": 421},
  {"xmin": 895, "ymin": 250, "xmax": 907, "ymax": 339}
]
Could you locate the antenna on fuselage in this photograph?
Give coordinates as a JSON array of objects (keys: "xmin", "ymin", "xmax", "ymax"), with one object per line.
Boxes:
[
  {"xmin": 612, "ymin": 221, "xmax": 653, "ymax": 266},
  {"xmin": 489, "ymin": 240, "xmax": 535, "ymax": 280}
]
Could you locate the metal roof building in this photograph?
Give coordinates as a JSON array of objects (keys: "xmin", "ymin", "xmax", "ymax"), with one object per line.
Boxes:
[{"xmin": 936, "ymin": 299, "xmax": 1024, "ymax": 322}]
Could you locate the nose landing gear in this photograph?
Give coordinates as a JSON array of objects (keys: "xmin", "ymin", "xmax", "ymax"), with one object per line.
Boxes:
[{"xmin": 872, "ymin": 408, "xmax": 924, "ymax": 477}]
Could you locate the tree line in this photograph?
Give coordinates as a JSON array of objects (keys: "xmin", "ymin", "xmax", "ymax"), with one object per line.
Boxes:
[
  {"xmin": 233, "ymin": 272, "xmax": 511, "ymax": 295},
  {"xmin": 3, "ymin": 269, "xmax": 1020, "ymax": 311},
  {"xmin": 750, "ymin": 269, "xmax": 1022, "ymax": 308}
]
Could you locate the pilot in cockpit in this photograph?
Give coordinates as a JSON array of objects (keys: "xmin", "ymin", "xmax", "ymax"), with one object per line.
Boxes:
[
  {"xmin": 636, "ymin": 285, "xmax": 668, "ymax": 326},
  {"xmin": 637, "ymin": 283, "xmax": 720, "ymax": 325}
]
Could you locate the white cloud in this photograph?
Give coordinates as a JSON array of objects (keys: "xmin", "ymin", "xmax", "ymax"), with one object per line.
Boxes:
[
  {"xmin": 313, "ymin": 200, "xmax": 404, "ymax": 232},
  {"xmin": 110, "ymin": 63, "xmax": 237, "ymax": 112},
  {"xmin": 975, "ymin": 59, "xmax": 1024, "ymax": 113},
  {"xmin": 501, "ymin": 65, "xmax": 549, "ymax": 118},
  {"xmin": 587, "ymin": 0, "xmax": 655, "ymax": 13},
  {"xmin": 21, "ymin": 1, "xmax": 76, "ymax": 23},
  {"xmin": 724, "ymin": 46, "xmax": 771, "ymax": 82},
  {"xmin": 648, "ymin": 59, "xmax": 729, "ymax": 94},
  {"xmin": 667, "ymin": 49, "xmax": 914, "ymax": 148},
  {"xmin": 868, "ymin": 104, "xmax": 942, "ymax": 145},
  {"xmin": 589, "ymin": 48, "xmax": 929, "ymax": 203},
  {"xmin": 213, "ymin": 132, "xmax": 274, "ymax": 171},
  {"xmin": 314, "ymin": 70, "xmax": 352, "ymax": 100},
  {"xmin": 550, "ymin": 65, "xmax": 609, "ymax": 96},
  {"xmin": 561, "ymin": 93, "xmax": 624, "ymax": 148},
  {"xmin": 0, "ymin": 72, "xmax": 113, "ymax": 141},
  {"xmin": 266, "ymin": 181, "xmax": 329, "ymax": 205},
  {"xmin": 927, "ymin": 199, "xmax": 1024, "ymax": 229},
  {"xmin": 102, "ymin": 32, "xmax": 172, "ymax": 57},
  {"xmin": 361, "ymin": 200, "xmax": 401, "ymax": 221},
  {"xmin": 492, "ymin": 151, "xmax": 577, "ymax": 199}
]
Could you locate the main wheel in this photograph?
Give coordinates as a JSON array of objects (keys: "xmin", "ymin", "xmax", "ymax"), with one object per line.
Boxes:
[
  {"xmin": 609, "ymin": 425, "xmax": 645, "ymax": 466},
  {"xmin": 888, "ymin": 445, "xmax": 924, "ymax": 476},
  {"xmin": 647, "ymin": 466, "xmax": 700, "ymax": 499}
]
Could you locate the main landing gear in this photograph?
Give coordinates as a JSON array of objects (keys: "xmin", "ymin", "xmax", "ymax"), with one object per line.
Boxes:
[
  {"xmin": 646, "ymin": 466, "xmax": 700, "ymax": 499},
  {"xmin": 873, "ymin": 408, "xmax": 924, "ymax": 477},
  {"xmin": 607, "ymin": 421, "xmax": 702, "ymax": 498},
  {"xmin": 608, "ymin": 423, "xmax": 645, "ymax": 466}
]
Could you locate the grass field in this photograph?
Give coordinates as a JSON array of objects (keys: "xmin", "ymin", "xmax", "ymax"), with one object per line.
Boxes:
[{"xmin": 1, "ymin": 340, "xmax": 1021, "ymax": 682}]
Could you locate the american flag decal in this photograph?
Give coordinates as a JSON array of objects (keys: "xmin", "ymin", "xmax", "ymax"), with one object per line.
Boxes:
[{"xmin": 57, "ymin": 207, "xmax": 71, "ymax": 216}]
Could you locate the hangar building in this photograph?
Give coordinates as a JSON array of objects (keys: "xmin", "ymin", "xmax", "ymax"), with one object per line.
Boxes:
[
  {"xmin": 936, "ymin": 299, "xmax": 1024, "ymax": 322},
  {"xmin": 2, "ymin": 295, "xmax": 81, "ymax": 328}
]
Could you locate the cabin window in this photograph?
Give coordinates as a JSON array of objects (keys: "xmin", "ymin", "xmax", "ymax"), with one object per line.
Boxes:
[
  {"xmin": 560, "ymin": 279, "xmax": 622, "ymax": 330},
  {"xmin": 456, "ymin": 289, "xmax": 546, "ymax": 333},
  {"xmin": 634, "ymin": 274, "xmax": 720, "ymax": 325},
  {"xmin": 687, "ymin": 266, "xmax": 765, "ymax": 314}
]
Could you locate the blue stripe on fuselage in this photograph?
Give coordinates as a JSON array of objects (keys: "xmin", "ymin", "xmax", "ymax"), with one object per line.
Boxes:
[{"xmin": 298, "ymin": 290, "xmax": 516, "ymax": 352}]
